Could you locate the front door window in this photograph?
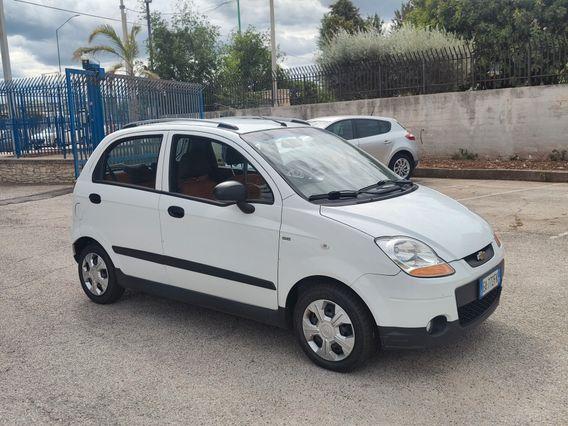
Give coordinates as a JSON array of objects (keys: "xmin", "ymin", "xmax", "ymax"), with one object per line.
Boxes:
[{"xmin": 169, "ymin": 135, "xmax": 274, "ymax": 203}]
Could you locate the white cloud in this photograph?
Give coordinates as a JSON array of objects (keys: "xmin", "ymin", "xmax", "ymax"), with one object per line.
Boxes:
[{"xmin": 1, "ymin": 0, "xmax": 399, "ymax": 79}]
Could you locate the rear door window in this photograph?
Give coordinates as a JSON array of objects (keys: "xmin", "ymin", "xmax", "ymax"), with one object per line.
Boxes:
[
  {"xmin": 326, "ymin": 120, "xmax": 354, "ymax": 140},
  {"xmin": 94, "ymin": 135, "xmax": 163, "ymax": 189},
  {"xmin": 354, "ymin": 119, "xmax": 391, "ymax": 138}
]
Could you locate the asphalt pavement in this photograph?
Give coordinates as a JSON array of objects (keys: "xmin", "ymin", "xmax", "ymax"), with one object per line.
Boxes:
[{"xmin": 0, "ymin": 178, "xmax": 566, "ymax": 424}]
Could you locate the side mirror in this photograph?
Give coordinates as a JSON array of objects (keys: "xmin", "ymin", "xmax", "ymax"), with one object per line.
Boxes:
[{"xmin": 213, "ymin": 181, "xmax": 255, "ymax": 214}]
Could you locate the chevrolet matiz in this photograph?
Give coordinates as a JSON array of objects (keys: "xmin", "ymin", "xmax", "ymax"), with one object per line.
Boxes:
[{"xmin": 71, "ymin": 117, "xmax": 504, "ymax": 372}]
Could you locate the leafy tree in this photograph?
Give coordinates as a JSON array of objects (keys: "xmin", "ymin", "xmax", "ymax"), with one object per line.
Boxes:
[
  {"xmin": 218, "ymin": 28, "xmax": 275, "ymax": 90},
  {"xmin": 365, "ymin": 13, "xmax": 385, "ymax": 34},
  {"xmin": 150, "ymin": 2, "xmax": 220, "ymax": 83},
  {"xmin": 402, "ymin": 0, "xmax": 568, "ymax": 51},
  {"xmin": 73, "ymin": 24, "xmax": 155, "ymax": 77},
  {"xmin": 392, "ymin": 1, "xmax": 415, "ymax": 30},
  {"xmin": 319, "ymin": 0, "xmax": 367, "ymax": 46}
]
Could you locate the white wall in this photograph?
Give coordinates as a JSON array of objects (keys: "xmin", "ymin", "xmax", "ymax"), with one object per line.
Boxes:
[{"xmin": 207, "ymin": 84, "xmax": 568, "ymax": 159}]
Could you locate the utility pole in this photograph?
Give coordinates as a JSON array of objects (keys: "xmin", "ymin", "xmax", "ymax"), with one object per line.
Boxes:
[
  {"xmin": 145, "ymin": 0, "xmax": 153, "ymax": 70},
  {"xmin": 118, "ymin": 0, "xmax": 129, "ymax": 43},
  {"xmin": 269, "ymin": 0, "xmax": 277, "ymax": 107},
  {"xmin": 0, "ymin": 0, "xmax": 15, "ymax": 156},
  {"xmin": 0, "ymin": 0, "xmax": 12, "ymax": 81},
  {"xmin": 236, "ymin": 0, "xmax": 241, "ymax": 33},
  {"xmin": 118, "ymin": 0, "xmax": 131, "ymax": 74}
]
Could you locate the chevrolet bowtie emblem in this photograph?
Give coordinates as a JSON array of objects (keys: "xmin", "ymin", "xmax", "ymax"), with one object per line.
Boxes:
[{"xmin": 476, "ymin": 250, "xmax": 487, "ymax": 262}]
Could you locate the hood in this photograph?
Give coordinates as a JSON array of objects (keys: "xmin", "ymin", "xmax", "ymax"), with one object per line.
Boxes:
[{"xmin": 320, "ymin": 185, "xmax": 493, "ymax": 261}]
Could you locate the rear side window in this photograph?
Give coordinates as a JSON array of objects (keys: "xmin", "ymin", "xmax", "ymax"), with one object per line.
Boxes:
[
  {"xmin": 94, "ymin": 135, "xmax": 162, "ymax": 189},
  {"xmin": 354, "ymin": 119, "xmax": 391, "ymax": 138},
  {"xmin": 169, "ymin": 135, "xmax": 274, "ymax": 204},
  {"xmin": 327, "ymin": 120, "xmax": 354, "ymax": 140}
]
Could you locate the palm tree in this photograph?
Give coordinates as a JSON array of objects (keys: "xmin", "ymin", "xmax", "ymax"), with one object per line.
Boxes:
[{"xmin": 73, "ymin": 24, "xmax": 157, "ymax": 78}]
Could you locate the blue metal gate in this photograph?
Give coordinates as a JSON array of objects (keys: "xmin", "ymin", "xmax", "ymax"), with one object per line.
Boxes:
[
  {"xmin": 65, "ymin": 62, "xmax": 204, "ymax": 177},
  {"xmin": 1, "ymin": 62, "xmax": 204, "ymax": 178},
  {"xmin": 0, "ymin": 74, "xmax": 71, "ymax": 157}
]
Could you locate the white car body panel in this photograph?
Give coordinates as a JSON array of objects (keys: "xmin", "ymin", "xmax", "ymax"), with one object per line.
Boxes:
[
  {"xmin": 72, "ymin": 118, "xmax": 503, "ymax": 335},
  {"xmin": 320, "ymin": 185, "xmax": 493, "ymax": 261},
  {"xmin": 158, "ymin": 131, "xmax": 282, "ymax": 309}
]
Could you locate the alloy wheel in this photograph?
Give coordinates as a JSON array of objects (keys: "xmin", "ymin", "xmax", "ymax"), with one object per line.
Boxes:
[
  {"xmin": 302, "ymin": 299, "xmax": 355, "ymax": 361},
  {"xmin": 81, "ymin": 253, "xmax": 109, "ymax": 296},
  {"xmin": 393, "ymin": 157, "xmax": 411, "ymax": 178}
]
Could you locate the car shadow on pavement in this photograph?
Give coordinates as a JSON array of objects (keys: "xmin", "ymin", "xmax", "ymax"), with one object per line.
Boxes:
[{"xmin": 74, "ymin": 288, "xmax": 551, "ymax": 383}]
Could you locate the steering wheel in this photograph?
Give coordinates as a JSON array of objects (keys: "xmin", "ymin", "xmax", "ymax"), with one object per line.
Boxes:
[
  {"xmin": 285, "ymin": 159, "xmax": 327, "ymax": 181},
  {"xmin": 105, "ymin": 162, "xmax": 117, "ymax": 182}
]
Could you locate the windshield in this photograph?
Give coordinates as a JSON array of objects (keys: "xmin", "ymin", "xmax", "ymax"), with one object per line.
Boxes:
[{"xmin": 241, "ymin": 127, "xmax": 403, "ymax": 201}]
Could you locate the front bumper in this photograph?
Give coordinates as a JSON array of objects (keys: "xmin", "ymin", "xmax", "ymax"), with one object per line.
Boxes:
[
  {"xmin": 351, "ymin": 243, "xmax": 504, "ymax": 348},
  {"xmin": 379, "ymin": 283, "xmax": 502, "ymax": 349}
]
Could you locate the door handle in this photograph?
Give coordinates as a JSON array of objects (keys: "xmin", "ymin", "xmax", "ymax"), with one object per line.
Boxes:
[
  {"xmin": 384, "ymin": 139, "xmax": 392, "ymax": 144},
  {"xmin": 168, "ymin": 206, "xmax": 185, "ymax": 218},
  {"xmin": 89, "ymin": 193, "xmax": 101, "ymax": 204}
]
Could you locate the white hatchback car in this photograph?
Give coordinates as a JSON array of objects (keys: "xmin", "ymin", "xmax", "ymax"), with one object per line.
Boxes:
[
  {"xmin": 72, "ymin": 117, "xmax": 504, "ymax": 371},
  {"xmin": 308, "ymin": 116, "xmax": 420, "ymax": 179}
]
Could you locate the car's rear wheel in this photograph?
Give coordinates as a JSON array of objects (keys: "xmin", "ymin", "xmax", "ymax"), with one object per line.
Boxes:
[
  {"xmin": 78, "ymin": 243, "xmax": 124, "ymax": 304},
  {"xmin": 389, "ymin": 152, "xmax": 414, "ymax": 179},
  {"xmin": 293, "ymin": 283, "xmax": 377, "ymax": 372}
]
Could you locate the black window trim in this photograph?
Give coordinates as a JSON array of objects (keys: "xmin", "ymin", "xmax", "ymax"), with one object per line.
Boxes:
[
  {"xmin": 166, "ymin": 133, "xmax": 276, "ymax": 206},
  {"xmin": 325, "ymin": 119, "xmax": 354, "ymax": 140},
  {"xmin": 353, "ymin": 118, "xmax": 392, "ymax": 139},
  {"xmin": 92, "ymin": 133, "xmax": 165, "ymax": 190}
]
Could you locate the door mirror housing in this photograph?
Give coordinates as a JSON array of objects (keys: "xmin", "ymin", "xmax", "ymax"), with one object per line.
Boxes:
[{"xmin": 213, "ymin": 181, "xmax": 255, "ymax": 214}]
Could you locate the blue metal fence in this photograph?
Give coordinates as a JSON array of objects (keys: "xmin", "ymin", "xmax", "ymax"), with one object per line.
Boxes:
[
  {"xmin": 0, "ymin": 74, "xmax": 70, "ymax": 157},
  {"xmin": 1, "ymin": 64, "xmax": 204, "ymax": 177}
]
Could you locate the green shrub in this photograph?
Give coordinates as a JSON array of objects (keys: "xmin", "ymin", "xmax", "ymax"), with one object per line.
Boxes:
[
  {"xmin": 319, "ymin": 24, "xmax": 469, "ymax": 67},
  {"xmin": 452, "ymin": 148, "xmax": 479, "ymax": 161},
  {"xmin": 549, "ymin": 149, "xmax": 568, "ymax": 161}
]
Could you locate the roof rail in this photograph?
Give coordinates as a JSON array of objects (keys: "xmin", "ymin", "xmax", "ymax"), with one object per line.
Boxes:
[
  {"xmin": 122, "ymin": 118, "xmax": 239, "ymax": 131},
  {"xmin": 270, "ymin": 116, "xmax": 311, "ymax": 126},
  {"xmin": 122, "ymin": 118, "xmax": 203, "ymax": 129},
  {"xmin": 238, "ymin": 116, "xmax": 311, "ymax": 127}
]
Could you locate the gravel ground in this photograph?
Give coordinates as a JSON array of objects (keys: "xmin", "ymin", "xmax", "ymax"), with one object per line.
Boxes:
[{"xmin": 0, "ymin": 179, "xmax": 567, "ymax": 424}]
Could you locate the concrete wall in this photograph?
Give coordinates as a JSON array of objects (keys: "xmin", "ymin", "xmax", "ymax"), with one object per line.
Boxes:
[
  {"xmin": 0, "ymin": 158, "xmax": 74, "ymax": 184},
  {"xmin": 206, "ymin": 84, "xmax": 568, "ymax": 159}
]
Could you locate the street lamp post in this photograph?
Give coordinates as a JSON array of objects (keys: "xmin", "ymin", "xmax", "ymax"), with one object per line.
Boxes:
[{"xmin": 56, "ymin": 14, "xmax": 79, "ymax": 73}]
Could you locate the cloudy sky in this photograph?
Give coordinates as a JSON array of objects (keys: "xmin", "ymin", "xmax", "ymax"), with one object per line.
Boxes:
[{"xmin": 3, "ymin": 0, "xmax": 402, "ymax": 79}]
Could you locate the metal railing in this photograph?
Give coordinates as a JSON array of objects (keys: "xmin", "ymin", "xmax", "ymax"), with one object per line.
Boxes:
[
  {"xmin": 0, "ymin": 70, "xmax": 203, "ymax": 158},
  {"xmin": 0, "ymin": 74, "xmax": 70, "ymax": 157},
  {"xmin": 203, "ymin": 40, "xmax": 568, "ymax": 112}
]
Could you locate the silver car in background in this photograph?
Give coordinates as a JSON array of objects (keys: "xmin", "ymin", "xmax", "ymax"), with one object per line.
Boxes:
[{"xmin": 308, "ymin": 116, "xmax": 420, "ymax": 179}]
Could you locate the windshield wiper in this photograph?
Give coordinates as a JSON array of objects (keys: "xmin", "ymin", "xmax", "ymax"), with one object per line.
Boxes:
[
  {"xmin": 308, "ymin": 190, "xmax": 358, "ymax": 201},
  {"xmin": 308, "ymin": 180, "xmax": 413, "ymax": 201},
  {"xmin": 358, "ymin": 179, "xmax": 413, "ymax": 193}
]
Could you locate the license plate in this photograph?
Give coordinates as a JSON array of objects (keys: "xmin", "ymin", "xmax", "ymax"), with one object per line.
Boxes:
[{"xmin": 478, "ymin": 268, "xmax": 501, "ymax": 299}]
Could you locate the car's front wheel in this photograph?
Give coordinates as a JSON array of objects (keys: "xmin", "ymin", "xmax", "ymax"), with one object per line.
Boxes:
[
  {"xmin": 293, "ymin": 283, "xmax": 378, "ymax": 372},
  {"xmin": 389, "ymin": 152, "xmax": 415, "ymax": 179},
  {"xmin": 77, "ymin": 243, "xmax": 124, "ymax": 304}
]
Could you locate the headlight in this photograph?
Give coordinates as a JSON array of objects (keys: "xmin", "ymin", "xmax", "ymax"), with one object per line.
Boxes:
[{"xmin": 375, "ymin": 237, "xmax": 455, "ymax": 278}]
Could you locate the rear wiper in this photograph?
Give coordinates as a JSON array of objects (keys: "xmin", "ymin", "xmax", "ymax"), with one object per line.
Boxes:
[
  {"xmin": 308, "ymin": 190, "xmax": 358, "ymax": 201},
  {"xmin": 358, "ymin": 179, "xmax": 412, "ymax": 193}
]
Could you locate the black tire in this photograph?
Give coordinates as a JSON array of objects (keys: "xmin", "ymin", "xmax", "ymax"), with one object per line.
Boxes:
[
  {"xmin": 293, "ymin": 283, "xmax": 378, "ymax": 372},
  {"xmin": 77, "ymin": 243, "xmax": 124, "ymax": 304},
  {"xmin": 389, "ymin": 151, "xmax": 415, "ymax": 179}
]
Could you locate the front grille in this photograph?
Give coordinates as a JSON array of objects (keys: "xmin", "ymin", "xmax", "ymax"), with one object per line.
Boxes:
[
  {"xmin": 457, "ymin": 286, "xmax": 501, "ymax": 326},
  {"xmin": 463, "ymin": 243, "xmax": 494, "ymax": 268}
]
